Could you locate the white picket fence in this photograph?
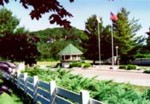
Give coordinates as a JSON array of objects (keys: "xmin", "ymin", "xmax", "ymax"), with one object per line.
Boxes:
[{"xmin": 2, "ymin": 71, "xmax": 103, "ymax": 104}]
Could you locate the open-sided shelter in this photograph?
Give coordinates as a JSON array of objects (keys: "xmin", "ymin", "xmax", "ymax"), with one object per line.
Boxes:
[{"xmin": 58, "ymin": 43, "xmax": 83, "ymax": 67}]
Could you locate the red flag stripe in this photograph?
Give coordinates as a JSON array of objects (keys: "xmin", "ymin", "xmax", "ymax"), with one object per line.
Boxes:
[{"xmin": 110, "ymin": 12, "xmax": 118, "ymax": 21}]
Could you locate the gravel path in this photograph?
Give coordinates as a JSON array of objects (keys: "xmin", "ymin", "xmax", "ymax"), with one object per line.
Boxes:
[{"xmin": 70, "ymin": 66, "xmax": 150, "ymax": 87}]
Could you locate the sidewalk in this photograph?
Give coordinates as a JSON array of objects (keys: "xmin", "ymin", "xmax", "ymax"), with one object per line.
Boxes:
[{"xmin": 70, "ymin": 66, "xmax": 150, "ymax": 87}]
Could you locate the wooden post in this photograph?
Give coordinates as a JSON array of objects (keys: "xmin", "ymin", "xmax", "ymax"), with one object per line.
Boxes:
[
  {"xmin": 49, "ymin": 81, "xmax": 56, "ymax": 103},
  {"xmin": 80, "ymin": 90, "xmax": 90, "ymax": 104},
  {"xmin": 17, "ymin": 70, "xmax": 21, "ymax": 88},
  {"xmin": 33, "ymin": 76, "xmax": 38, "ymax": 103},
  {"xmin": 23, "ymin": 73, "xmax": 28, "ymax": 93}
]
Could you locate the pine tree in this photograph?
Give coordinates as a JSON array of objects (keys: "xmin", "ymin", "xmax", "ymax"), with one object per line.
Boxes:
[{"xmin": 112, "ymin": 8, "xmax": 142, "ymax": 63}]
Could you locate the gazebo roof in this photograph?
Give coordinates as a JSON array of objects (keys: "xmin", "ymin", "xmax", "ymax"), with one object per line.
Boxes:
[{"xmin": 58, "ymin": 43, "xmax": 83, "ymax": 55}]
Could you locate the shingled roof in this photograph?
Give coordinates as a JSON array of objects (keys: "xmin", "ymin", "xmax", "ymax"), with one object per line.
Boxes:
[{"xmin": 58, "ymin": 43, "xmax": 83, "ymax": 55}]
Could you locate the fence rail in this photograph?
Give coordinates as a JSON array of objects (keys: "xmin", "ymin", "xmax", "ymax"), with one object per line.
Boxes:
[{"xmin": 1, "ymin": 71, "xmax": 103, "ymax": 104}]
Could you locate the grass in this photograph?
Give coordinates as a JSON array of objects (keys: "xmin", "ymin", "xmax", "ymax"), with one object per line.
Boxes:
[
  {"xmin": 0, "ymin": 93, "xmax": 22, "ymax": 104},
  {"xmin": 0, "ymin": 79, "xmax": 23, "ymax": 104},
  {"xmin": 37, "ymin": 61, "xmax": 59, "ymax": 66}
]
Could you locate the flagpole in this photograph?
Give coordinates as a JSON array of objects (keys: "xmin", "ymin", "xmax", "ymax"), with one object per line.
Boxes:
[
  {"xmin": 111, "ymin": 24, "xmax": 114, "ymax": 69},
  {"xmin": 97, "ymin": 16, "xmax": 101, "ymax": 66},
  {"xmin": 110, "ymin": 12, "xmax": 118, "ymax": 69}
]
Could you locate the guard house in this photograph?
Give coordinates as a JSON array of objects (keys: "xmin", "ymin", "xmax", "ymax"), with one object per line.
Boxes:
[{"xmin": 58, "ymin": 43, "xmax": 83, "ymax": 68}]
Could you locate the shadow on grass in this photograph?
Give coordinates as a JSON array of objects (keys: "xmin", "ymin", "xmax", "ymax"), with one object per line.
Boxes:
[{"xmin": 0, "ymin": 78, "xmax": 33, "ymax": 104}]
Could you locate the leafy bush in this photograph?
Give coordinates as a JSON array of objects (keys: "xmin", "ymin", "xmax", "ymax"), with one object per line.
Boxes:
[
  {"xmin": 22, "ymin": 67, "xmax": 45, "ymax": 76},
  {"xmin": 69, "ymin": 62, "xmax": 81, "ymax": 68},
  {"xmin": 135, "ymin": 53, "xmax": 150, "ymax": 58},
  {"xmin": 135, "ymin": 53, "xmax": 146, "ymax": 58},
  {"xmin": 127, "ymin": 64, "xmax": 137, "ymax": 70},
  {"xmin": 119, "ymin": 65, "xmax": 137, "ymax": 70},
  {"xmin": 144, "ymin": 69, "xmax": 150, "ymax": 74},
  {"xmin": 143, "ymin": 88, "xmax": 150, "ymax": 100},
  {"xmin": 69, "ymin": 61, "xmax": 90, "ymax": 68},
  {"xmin": 23, "ymin": 67, "xmax": 150, "ymax": 104},
  {"xmin": 77, "ymin": 62, "xmax": 82, "ymax": 67},
  {"xmin": 145, "ymin": 54, "xmax": 150, "ymax": 58},
  {"xmin": 119, "ymin": 65, "xmax": 126, "ymax": 69},
  {"xmin": 83, "ymin": 63, "xmax": 91, "ymax": 68},
  {"xmin": 69, "ymin": 62, "xmax": 77, "ymax": 68}
]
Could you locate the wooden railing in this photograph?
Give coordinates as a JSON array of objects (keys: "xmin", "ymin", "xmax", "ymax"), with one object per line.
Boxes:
[{"xmin": 2, "ymin": 71, "xmax": 103, "ymax": 104}]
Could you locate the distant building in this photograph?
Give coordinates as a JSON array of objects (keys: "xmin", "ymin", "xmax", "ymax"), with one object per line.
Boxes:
[{"xmin": 58, "ymin": 43, "xmax": 83, "ymax": 67}]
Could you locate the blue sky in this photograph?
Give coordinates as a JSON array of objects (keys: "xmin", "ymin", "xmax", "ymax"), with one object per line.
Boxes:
[{"xmin": 1, "ymin": 0, "xmax": 150, "ymax": 37}]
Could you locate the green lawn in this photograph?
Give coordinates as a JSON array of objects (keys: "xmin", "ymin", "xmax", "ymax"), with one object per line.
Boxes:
[
  {"xmin": 0, "ymin": 79, "xmax": 23, "ymax": 104},
  {"xmin": 0, "ymin": 93, "xmax": 22, "ymax": 104},
  {"xmin": 37, "ymin": 61, "xmax": 59, "ymax": 66}
]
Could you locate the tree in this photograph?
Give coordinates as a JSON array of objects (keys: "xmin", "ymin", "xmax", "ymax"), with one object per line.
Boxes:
[
  {"xmin": 0, "ymin": 8, "xmax": 19, "ymax": 35},
  {"xmin": 15, "ymin": 27, "xmax": 29, "ymax": 34},
  {"xmin": 0, "ymin": 0, "xmax": 116, "ymax": 28},
  {"xmin": 82, "ymin": 15, "xmax": 113, "ymax": 63},
  {"xmin": 100, "ymin": 25, "xmax": 112, "ymax": 60},
  {"xmin": 37, "ymin": 42, "xmax": 51, "ymax": 60},
  {"xmin": 82, "ymin": 15, "xmax": 103, "ymax": 64},
  {"xmin": 112, "ymin": 8, "xmax": 142, "ymax": 64},
  {"xmin": 50, "ymin": 40, "xmax": 70, "ymax": 60},
  {"xmin": 33, "ymin": 27, "xmax": 86, "ymax": 60},
  {"xmin": 0, "ymin": 0, "xmax": 74, "ymax": 28},
  {"xmin": 0, "ymin": 33, "xmax": 40, "ymax": 66}
]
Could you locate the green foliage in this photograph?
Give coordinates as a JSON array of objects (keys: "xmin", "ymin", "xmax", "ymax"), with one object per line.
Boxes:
[
  {"xmin": 22, "ymin": 67, "xmax": 44, "ymax": 76},
  {"xmin": 143, "ymin": 69, "xmax": 150, "ymax": 74},
  {"xmin": 37, "ymin": 42, "xmax": 51, "ymax": 60},
  {"xmin": 32, "ymin": 27, "xmax": 86, "ymax": 60},
  {"xmin": 143, "ymin": 88, "xmax": 150, "ymax": 100},
  {"xmin": 23, "ymin": 67, "xmax": 150, "ymax": 104},
  {"xmin": 0, "ymin": 8, "xmax": 19, "ymax": 35},
  {"xmin": 69, "ymin": 61, "xmax": 91, "ymax": 68},
  {"xmin": 143, "ymin": 54, "xmax": 150, "ymax": 58},
  {"xmin": 15, "ymin": 27, "xmax": 29, "ymax": 34},
  {"xmin": 119, "ymin": 65, "xmax": 126, "ymax": 69},
  {"xmin": 49, "ymin": 40, "xmax": 70, "ymax": 60},
  {"xmin": 0, "ymin": 0, "xmax": 74, "ymax": 28},
  {"xmin": 0, "ymin": 34, "xmax": 39, "ymax": 66},
  {"xmin": 135, "ymin": 53, "xmax": 146, "ymax": 58},
  {"xmin": 0, "ymin": 79, "xmax": 32, "ymax": 104},
  {"xmin": 113, "ymin": 8, "xmax": 142, "ymax": 64},
  {"xmin": 127, "ymin": 64, "xmax": 137, "ymax": 70},
  {"xmin": 83, "ymin": 63, "xmax": 91, "ymax": 68},
  {"xmin": 135, "ymin": 53, "xmax": 150, "ymax": 58},
  {"xmin": 69, "ymin": 62, "xmax": 82, "ymax": 68},
  {"xmin": 119, "ymin": 64, "xmax": 137, "ymax": 70},
  {"xmin": 146, "ymin": 32, "xmax": 150, "ymax": 52},
  {"xmin": 82, "ymin": 15, "xmax": 103, "ymax": 62},
  {"xmin": 0, "ymin": 72, "xmax": 2, "ymax": 80}
]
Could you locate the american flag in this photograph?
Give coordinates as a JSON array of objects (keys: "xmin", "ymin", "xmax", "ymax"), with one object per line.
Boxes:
[{"xmin": 110, "ymin": 12, "xmax": 118, "ymax": 21}]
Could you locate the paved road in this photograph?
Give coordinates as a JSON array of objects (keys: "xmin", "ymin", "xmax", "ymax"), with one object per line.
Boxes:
[{"xmin": 70, "ymin": 66, "xmax": 150, "ymax": 87}]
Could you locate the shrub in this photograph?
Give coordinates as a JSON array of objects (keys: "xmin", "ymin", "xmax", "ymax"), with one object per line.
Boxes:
[
  {"xmin": 83, "ymin": 63, "xmax": 91, "ymax": 68},
  {"xmin": 119, "ymin": 65, "xmax": 126, "ymax": 69},
  {"xmin": 69, "ymin": 62, "xmax": 83, "ymax": 68},
  {"xmin": 135, "ymin": 53, "xmax": 146, "ymax": 58},
  {"xmin": 69, "ymin": 62, "xmax": 78, "ymax": 68},
  {"xmin": 144, "ymin": 69, "xmax": 150, "ymax": 74},
  {"xmin": 144, "ymin": 88, "xmax": 150, "ymax": 100},
  {"xmin": 77, "ymin": 62, "xmax": 82, "ymax": 67},
  {"xmin": 23, "ymin": 67, "xmax": 150, "ymax": 104},
  {"xmin": 127, "ymin": 64, "xmax": 136, "ymax": 70}
]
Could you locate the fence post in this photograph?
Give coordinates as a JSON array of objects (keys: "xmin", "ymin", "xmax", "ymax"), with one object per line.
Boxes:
[
  {"xmin": 49, "ymin": 81, "xmax": 56, "ymax": 103},
  {"xmin": 23, "ymin": 73, "xmax": 28, "ymax": 93},
  {"xmin": 80, "ymin": 90, "xmax": 90, "ymax": 104},
  {"xmin": 17, "ymin": 70, "xmax": 21, "ymax": 88},
  {"xmin": 33, "ymin": 76, "xmax": 38, "ymax": 103}
]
